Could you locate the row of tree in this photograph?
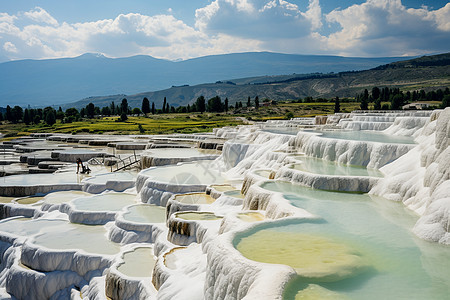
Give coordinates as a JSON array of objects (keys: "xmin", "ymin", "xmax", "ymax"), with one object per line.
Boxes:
[
  {"xmin": 0, "ymin": 95, "xmax": 265, "ymax": 125},
  {"xmin": 0, "ymin": 106, "xmax": 62, "ymax": 125},
  {"xmin": 356, "ymin": 87, "xmax": 450, "ymax": 110}
]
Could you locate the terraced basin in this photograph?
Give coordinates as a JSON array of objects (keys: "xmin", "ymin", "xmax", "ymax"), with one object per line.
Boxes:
[
  {"xmin": 122, "ymin": 204, "xmax": 166, "ymax": 223},
  {"xmin": 117, "ymin": 247, "xmax": 155, "ymax": 277},
  {"xmin": 289, "ymin": 156, "xmax": 383, "ymax": 177}
]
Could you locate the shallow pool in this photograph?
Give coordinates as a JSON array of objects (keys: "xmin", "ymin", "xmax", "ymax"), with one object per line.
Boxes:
[
  {"xmin": 122, "ymin": 204, "xmax": 166, "ymax": 223},
  {"xmin": 254, "ymin": 181, "xmax": 450, "ymax": 299},
  {"xmin": 143, "ymin": 148, "xmax": 220, "ymax": 158},
  {"xmin": 83, "ymin": 172, "xmax": 136, "ymax": 184},
  {"xmin": 0, "ymin": 196, "xmax": 18, "ymax": 203},
  {"xmin": 237, "ymin": 212, "xmax": 264, "ymax": 222},
  {"xmin": 117, "ymin": 247, "xmax": 155, "ymax": 277},
  {"xmin": 175, "ymin": 212, "xmax": 222, "ymax": 221},
  {"xmin": 140, "ymin": 161, "xmax": 226, "ymax": 185},
  {"xmin": 43, "ymin": 191, "xmax": 92, "ymax": 205},
  {"xmin": 174, "ymin": 193, "xmax": 216, "ymax": 204},
  {"xmin": 209, "ymin": 185, "xmax": 236, "ymax": 192},
  {"xmin": 262, "ymin": 127, "xmax": 301, "ymax": 136},
  {"xmin": 32, "ymin": 222, "xmax": 121, "ymax": 255},
  {"xmin": 223, "ymin": 190, "xmax": 245, "ymax": 199},
  {"xmin": 0, "ymin": 172, "xmax": 80, "ymax": 186},
  {"xmin": 0, "ymin": 218, "xmax": 67, "ymax": 237},
  {"xmin": 15, "ymin": 196, "xmax": 45, "ymax": 205},
  {"xmin": 289, "ymin": 156, "xmax": 383, "ymax": 177},
  {"xmin": 236, "ymin": 229, "xmax": 367, "ymax": 282},
  {"xmin": 72, "ymin": 193, "xmax": 137, "ymax": 212},
  {"xmin": 315, "ymin": 130, "xmax": 416, "ymax": 144}
]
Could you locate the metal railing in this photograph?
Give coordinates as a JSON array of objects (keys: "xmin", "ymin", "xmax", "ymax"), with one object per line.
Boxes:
[{"xmin": 111, "ymin": 150, "xmax": 141, "ymax": 172}]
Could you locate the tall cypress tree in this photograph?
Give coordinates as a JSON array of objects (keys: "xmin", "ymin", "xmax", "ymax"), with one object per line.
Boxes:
[
  {"xmin": 334, "ymin": 96, "xmax": 340, "ymax": 113},
  {"xmin": 110, "ymin": 101, "xmax": 115, "ymax": 115},
  {"xmin": 121, "ymin": 98, "xmax": 128, "ymax": 115},
  {"xmin": 5, "ymin": 105, "xmax": 12, "ymax": 122},
  {"xmin": 151, "ymin": 102, "xmax": 155, "ymax": 114},
  {"xmin": 142, "ymin": 97, "xmax": 150, "ymax": 115},
  {"xmin": 24, "ymin": 109, "xmax": 31, "ymax": 125},
  {"xmin": 196, "ymin": 96, "xmax": 206, "ymax": 113},
  {"xmin": 163, "ymin": 97, "xmax": 167, "ymax": 113}
]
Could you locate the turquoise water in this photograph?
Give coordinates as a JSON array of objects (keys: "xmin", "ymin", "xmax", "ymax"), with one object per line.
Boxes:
[
  {"xmin": 250, "ymin": 181, "xmax": 450, "ymax": 299},
  {"xmin": 289, "ymin": 156, "xmax": 383, "ymax": 177}
]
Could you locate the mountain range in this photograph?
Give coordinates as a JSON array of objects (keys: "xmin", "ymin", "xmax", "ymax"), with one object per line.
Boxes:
[
  {"xmin": 0, "ymin": 52, "xmax": 411, "ymax": 108},
  {"xmin": 62, "ymin": 52, "xmax": 450, "ymax": 110}
]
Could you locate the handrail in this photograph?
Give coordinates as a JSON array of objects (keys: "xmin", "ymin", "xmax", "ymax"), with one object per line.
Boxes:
[{"xmin": 111, "ymin": 150, "xmax": 141, "ymax": 172}]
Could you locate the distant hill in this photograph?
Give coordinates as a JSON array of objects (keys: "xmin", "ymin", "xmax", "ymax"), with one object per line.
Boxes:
[
  {"xmin": 62, "ymin": 52, "xmax": 450, "ymax": 110},
  {"xmin": 0, "ymin": 52, "xmax": 410, "ymax": 107}
]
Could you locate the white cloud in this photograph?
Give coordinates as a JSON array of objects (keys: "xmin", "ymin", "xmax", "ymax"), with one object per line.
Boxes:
[
  {"xmin": 0, "ymin": 12, "xmax": 17, "ymax": 24},
  {"xmin": 322, "ymin": 0, "xmax": 450, "ymax": 56},
  {"xmin": 0, "ymin": 1, "xmax": 449, "ymax": 61},
  {"xmin": 0, "ymin": 9, "xmax": 259, "ymax": 61},
  {"xmin": 303, "ymin": 0, "xmax": 322, "ymax": 30},
  {"xmin": 3, "ymin": 41, "xmax": 17, "ymax": 53},
  {"xmin": 23, "ymin": 7, "xmax": 58, "ymax": 26},
  {"xmin": 195, "ymin": 0, "xmax": 320, "ymax": 41}
]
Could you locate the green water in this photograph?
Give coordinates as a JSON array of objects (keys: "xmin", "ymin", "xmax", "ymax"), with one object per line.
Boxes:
[{"xmin": 239, "ymin": 181, "xmax": 450, "ymax": 299}]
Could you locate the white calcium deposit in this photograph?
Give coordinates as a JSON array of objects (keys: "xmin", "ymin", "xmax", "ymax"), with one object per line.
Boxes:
[{"xmin": 0, "ymin": 109, "xmax": 448, "ymax": 299}]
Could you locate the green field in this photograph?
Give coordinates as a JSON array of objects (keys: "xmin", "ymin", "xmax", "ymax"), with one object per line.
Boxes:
[
  {"xmin": 0, "ymin": 113, "xmax": 245, "ymax": 138},
  {"xmin": 0, "ymin": 101, "xmax": 440, "ymax": 140}
]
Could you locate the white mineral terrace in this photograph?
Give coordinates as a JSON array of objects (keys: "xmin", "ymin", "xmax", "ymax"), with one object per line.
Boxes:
[{"xmin": 0, "ymin": 108, "xmax": 449, "ymax": 299}]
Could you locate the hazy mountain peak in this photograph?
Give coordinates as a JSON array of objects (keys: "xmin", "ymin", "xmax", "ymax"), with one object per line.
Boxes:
[{"xmin": 76, "ymin": 53, "xmax": 107, "ymax": 59}]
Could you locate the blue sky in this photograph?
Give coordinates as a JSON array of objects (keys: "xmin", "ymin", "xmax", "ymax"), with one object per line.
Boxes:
[{"xmin": 0, "ymin": 0, "xmax": 449, "ymax": 61}]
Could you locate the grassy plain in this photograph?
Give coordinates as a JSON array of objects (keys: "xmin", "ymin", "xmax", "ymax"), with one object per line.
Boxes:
[{"xmin": 0, "ymin": 101, "xmax": 441, "ymax": 140}]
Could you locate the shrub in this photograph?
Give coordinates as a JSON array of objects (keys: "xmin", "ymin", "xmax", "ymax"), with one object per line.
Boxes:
[
  {"xmin": 138, "ymin": 124, "xmax": 145, "ymax": 134},
  {"xmin": 285, "ymin": 111, "xmax": 294, "ymax": 119}
]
